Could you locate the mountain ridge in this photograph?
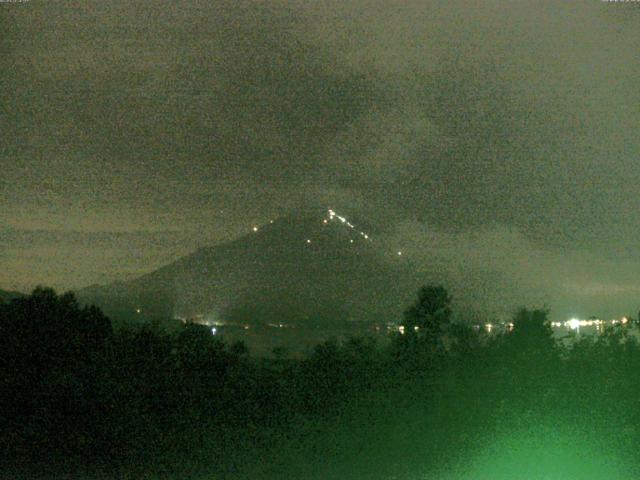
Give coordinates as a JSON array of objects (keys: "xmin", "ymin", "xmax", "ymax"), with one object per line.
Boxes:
[{"xmin": 76, "ymin": 209, "xmax": 417, "ymax": 326}]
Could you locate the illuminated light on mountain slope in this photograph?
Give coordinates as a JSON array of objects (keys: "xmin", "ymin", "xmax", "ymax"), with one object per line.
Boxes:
[
  {"xmin": 327, "ymin": 208, "xmax": 371, "ymax": 240},
  {"xmin": 323, "ymin": 208, "xmax": 411, "ymax": 260},
  {"xmin": 249, "ymin": 209, "xmax": 408, "ymax": 261}
]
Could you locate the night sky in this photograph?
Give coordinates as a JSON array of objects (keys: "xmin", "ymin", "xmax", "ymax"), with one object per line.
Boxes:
[{"xmin": 2, "ymin": 1, "xmax": 639, "ymax": 320}]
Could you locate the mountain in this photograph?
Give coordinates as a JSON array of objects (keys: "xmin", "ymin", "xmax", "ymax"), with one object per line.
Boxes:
[{"xmin": 76, "ymin": 208, "xmax": 419, "ymax": 327}]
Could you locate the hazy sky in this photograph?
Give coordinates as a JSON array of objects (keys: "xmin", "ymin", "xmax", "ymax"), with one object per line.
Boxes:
[{"xmin": 2, "ymin": 1, "xmax": 639, "ymax": 319}]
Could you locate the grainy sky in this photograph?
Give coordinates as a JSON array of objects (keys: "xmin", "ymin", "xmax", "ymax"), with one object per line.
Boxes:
[{"xmin": 2, "ymin": 1, "xmax": 639, "ymax": 319}]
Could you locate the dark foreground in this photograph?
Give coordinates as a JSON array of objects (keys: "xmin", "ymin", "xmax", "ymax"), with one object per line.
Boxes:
[{"xmin": 2, "ymin": 288, "xmax": 639, "ymax": 479}]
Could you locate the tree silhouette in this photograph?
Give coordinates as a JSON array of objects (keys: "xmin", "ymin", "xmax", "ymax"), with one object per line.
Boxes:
[
  {"xmin": 402, "ymin": 285, "xmax": 452, "ymax": 343},
  {"xmin": 510, "ymin": 306, "xmax": 554, "ymax": 352},
  {"xmin": 0, "ymin": 287, "xmax": 112, "ymax": 376}
]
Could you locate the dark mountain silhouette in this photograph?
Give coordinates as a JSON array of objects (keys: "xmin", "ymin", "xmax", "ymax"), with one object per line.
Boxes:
[{"xmin": 76, "ymin": 208, "xmax": 419, "ymax": 327}]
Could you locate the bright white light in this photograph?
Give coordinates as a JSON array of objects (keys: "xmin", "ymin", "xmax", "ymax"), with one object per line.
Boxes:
[
  {"xmin": 485, "ymin": 323, "xmax": 493, "ymax": 332},
  {"xmin": 269, "ymin": 220, "xmax": 274, "ymax": 224},
  {"xmin": 135, "ymin": 308, "xmax": 141, "ymax": 314},
  {"xmin": 326, "ymin": 208, "xmax": 373, "ymax": 242},
  {"xmin": 398, "ymin": 326, "xmax": 405, "ymax": 334},
  {"xmin": 211, "ymin": 327, "xmax": 217, "ymax": 335},
  {"xmin": 567, "ymin": 318, "xmax": 580, "ymax": 330},
  {"xmin": 252, "ymin": 226, "xmax": 258, "ymax": 232},
  {"xmin": 397, "ymin": 251, "xmax": 402, "ymax": 256},
  {"xmin": 350, "ymin": 239, "xmax": 354, "ymax": 243},
  {"xmin": 323, "ymin": 219, "xmax": 328, "ymax": 224},
  {"xmin": 306, "ymin": 239, "xmax": 311, "ymax": 244}
]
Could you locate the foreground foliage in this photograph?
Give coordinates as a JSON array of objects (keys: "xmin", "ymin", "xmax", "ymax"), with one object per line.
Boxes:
[{"xmin": 1, "ymin": 287, "xmax": 639, "ymax": 479}]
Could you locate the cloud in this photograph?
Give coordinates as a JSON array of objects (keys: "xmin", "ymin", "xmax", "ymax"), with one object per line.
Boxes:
[
  {"xmin": 0, "ymin": 227, "xmax": 201, "ymax": 290},
  {"xmin": 1, "ymin": 1, "xmax": 375, "ymax": 228},
  {"xmin": 302, "ymin": 1, "xmax": 640, "ymax": 247},
  {"xmin": 2, "ymin": 0, "xmax": 640, "ymax": 316},
  {"xmin": 380, "ymin": 221, "xmax": 640, "ymax": 320}
]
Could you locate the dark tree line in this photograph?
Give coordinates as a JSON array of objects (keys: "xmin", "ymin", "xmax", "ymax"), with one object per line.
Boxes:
[{"xmin": 1, "ymin": 286, "xmax": 640, "ymax": 479}]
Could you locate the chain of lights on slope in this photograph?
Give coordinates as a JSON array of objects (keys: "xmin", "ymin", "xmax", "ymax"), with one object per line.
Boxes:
[
  {"xmin": 326, "ymin": 209, "xmax": 405, "ymax": 257},
  {"xmin": 252, "ymin": 208, "xmax": 404, "ymax": 256}
]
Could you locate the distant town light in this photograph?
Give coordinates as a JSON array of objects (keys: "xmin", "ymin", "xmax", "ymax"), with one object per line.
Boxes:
[{"xmin": 567, "ymin": 318, "xmax": 581, "ymax": 330}]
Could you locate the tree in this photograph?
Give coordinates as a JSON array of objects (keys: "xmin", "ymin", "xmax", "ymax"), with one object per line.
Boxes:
[
  {"xmin": 0, "ymin": 287, "xmax": 112, "ymax": 376},
  {"xmin": 504, "ymin": 306, "xmax": 557, "ymax": 370},
  {"xmin": 402, "ymin": 285, "xmax": 452, "ymax": 343},
  {"xmin": 510, "ymin": 307, "xmax": 553, "ymax": 346},
  {"xmin": 0, "ymin": 288, "xmax": 114, "ymax": 458}
]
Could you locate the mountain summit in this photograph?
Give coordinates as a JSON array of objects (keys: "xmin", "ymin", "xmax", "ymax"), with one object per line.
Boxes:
[{"xmin": 77, "ymin": 209, "xmax": 416, "ymax": 326}]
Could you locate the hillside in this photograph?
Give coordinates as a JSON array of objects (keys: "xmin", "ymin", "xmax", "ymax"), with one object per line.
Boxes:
[{"xmin": 77, "ymin": 209, "xmax": 418, "ymax": 326}]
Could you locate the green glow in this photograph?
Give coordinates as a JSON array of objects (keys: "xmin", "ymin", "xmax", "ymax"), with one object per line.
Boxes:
[{"xmin": 442, "ymin": 422, "xmax": 626, "ymax": 480}]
